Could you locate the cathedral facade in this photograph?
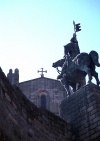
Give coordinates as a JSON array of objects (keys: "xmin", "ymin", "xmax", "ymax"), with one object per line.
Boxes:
[{"xmin": 7, "ymin": 68, "xmax": 66, "ymax": 115}]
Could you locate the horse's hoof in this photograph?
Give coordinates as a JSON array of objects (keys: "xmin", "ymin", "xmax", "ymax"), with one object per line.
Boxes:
[
  {"xmin": 88, "ymin": 81, "xmax": 91, "ymax": 84},
  {"xmin": 57, "ymin": 76, "xmax": 60, "ymax": 79},
  {"xmin": 97, "ymin": 81, "xmax": 100, "ymax": 86},
  {"xmin": 57, "ymin": 75, "xmax": 61, "ymax": 79}
]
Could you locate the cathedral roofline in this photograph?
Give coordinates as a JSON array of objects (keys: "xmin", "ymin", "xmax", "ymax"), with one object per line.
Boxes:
[{"xmin": 19, "ymin": 77, "xmax": 59, "ymax": 84}]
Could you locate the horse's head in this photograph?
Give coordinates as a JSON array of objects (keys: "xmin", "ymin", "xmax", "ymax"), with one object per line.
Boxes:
[
  {"xmin": 52, "ymin": 62, "xmax": 57, "ymax": 68},
  {"xmin": 52, "ymin": 59, "xmax": 65, "ymax": 68}
]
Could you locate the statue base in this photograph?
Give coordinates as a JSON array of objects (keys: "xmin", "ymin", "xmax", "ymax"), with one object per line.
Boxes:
[{"xmin": 60, "ymin": 83, "xmax": 100, "ymax": 141}]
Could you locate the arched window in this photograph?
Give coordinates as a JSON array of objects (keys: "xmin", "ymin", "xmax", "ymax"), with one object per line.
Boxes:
[{"xmin": 41, "ymin": 95, "xmax": 46, "ymax": 109}]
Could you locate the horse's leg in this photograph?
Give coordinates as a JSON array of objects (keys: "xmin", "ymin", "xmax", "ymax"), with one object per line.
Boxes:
[
  {"xmin": 71, "ymin": 84, "xmax": 76, "ymax": 92},
  {"xmin": 61, "ymin": 77, "xmax": 71, "ymax": 96},
  {"xmin": 76, "ymin": 83, "xmax": 81, "ymax": 90},
  {"xmin": 80, "ymin": 66, "xmax": 92, "ymax": 84},
  {"xmin": 64, "ymin": 84, "xmax": 71, "ymax": 96},
  {"xmin": 77, "ymin": 79, "xmax": 86, "ymax": 89},
  {"xmin": 57, "ymin": 62, "xmax": 66, "ymax": 79},
  {"xmin": 91, "ymin": 71, "xmax": 100, "ymax": 86},
  {"xmin": 86, "ymin": 68, "xmax": 92, "ymax": 83}
]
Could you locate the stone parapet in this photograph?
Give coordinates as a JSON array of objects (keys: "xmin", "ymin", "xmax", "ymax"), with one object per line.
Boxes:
[
  {"xmin": 0, "ymin": 68, "xmax": 71, "ymax": 141},
  {"xmin": 60, "ymin": 83, "xmax": 100, "ymax": 141}
]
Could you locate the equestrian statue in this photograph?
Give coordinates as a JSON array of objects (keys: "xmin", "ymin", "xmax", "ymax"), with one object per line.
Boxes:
[{"xmin": 52, "ymin": 21, "xmax": 100, "ymax": 96}]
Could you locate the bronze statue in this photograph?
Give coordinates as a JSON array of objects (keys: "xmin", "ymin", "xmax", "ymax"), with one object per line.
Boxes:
[
  {"xmin": 52, "ymin": 51, "xmax": 100, "ymax": 95},
  {"xmin": 52, "ymin": 21, "xmax": 100, "ymax": 96}
]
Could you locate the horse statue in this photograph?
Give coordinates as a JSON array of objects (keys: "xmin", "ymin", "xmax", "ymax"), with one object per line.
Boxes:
[
  {"xmin": 54, "ymin": 33, "xmax": 85, "ymax": 94},
  {"xmin": 52, "ymin": 50, "xmax": 100, "ymax": 95}
]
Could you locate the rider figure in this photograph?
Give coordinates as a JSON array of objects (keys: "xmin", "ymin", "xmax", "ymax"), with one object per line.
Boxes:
[
  {"xmin": 58, "ymin": 33, "xmax": 80, "ymax": 79},
  {"xmin": 64, "ymin": 33, "xmax": 80, "ymax": 59},
  {"xmin": 70, "ymin": 33, "xmax": 77, "ymax": 42}
]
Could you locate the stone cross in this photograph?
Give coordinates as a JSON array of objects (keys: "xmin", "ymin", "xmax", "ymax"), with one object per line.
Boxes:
[{"xmin": 38, "ymin": 68, "xmax": 47, "ymax": 77}]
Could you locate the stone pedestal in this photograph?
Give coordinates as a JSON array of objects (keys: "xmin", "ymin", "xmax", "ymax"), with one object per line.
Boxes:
[{"xmin": 60, "ymin": 83, "xmax": 100, "ymax": 141}]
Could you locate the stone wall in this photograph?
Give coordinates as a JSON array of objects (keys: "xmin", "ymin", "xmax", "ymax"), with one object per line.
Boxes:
[
  {"xmin": 0, "ymin": 68, "xmax": 71, "ymax": 141},
  {"xmin": 60, "ymin": 83, "xmax": 100, "ymax": 141}
]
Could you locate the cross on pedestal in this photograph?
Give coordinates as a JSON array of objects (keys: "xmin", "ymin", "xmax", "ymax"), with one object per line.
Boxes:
[{"xmin": 37, "ymin": 68, "xmax": 47, "ymax": 77}]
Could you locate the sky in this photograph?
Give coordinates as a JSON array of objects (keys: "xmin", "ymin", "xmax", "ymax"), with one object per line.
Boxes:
[{"xmin": 0, "ymin": 0, "xmax": 100, "ymax": 83}]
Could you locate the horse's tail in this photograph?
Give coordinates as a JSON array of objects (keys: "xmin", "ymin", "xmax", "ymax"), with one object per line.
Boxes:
[{"xmin": 89, "ymin": 50, "xmax": 100, "ymax": 67}]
